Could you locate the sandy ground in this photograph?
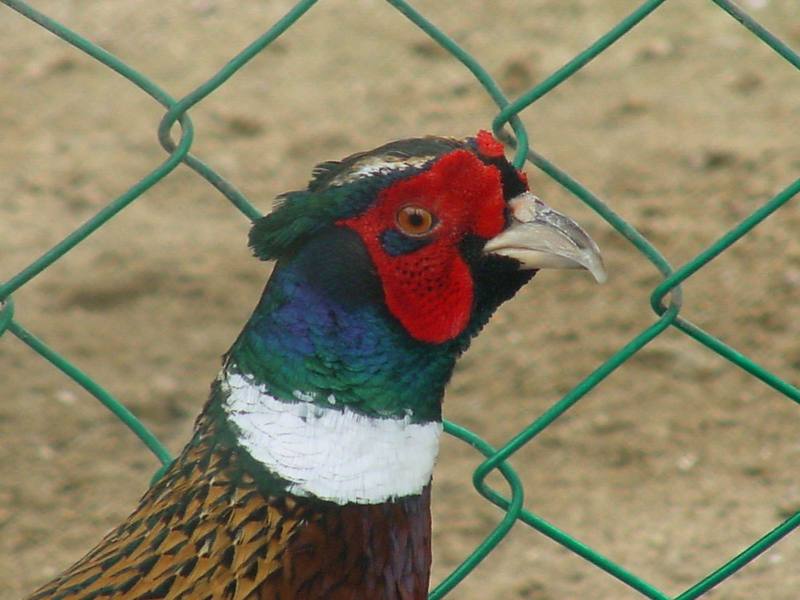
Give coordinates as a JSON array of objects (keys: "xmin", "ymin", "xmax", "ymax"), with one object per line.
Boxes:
[{"xmin": 1, "ymin": 1, "xmax": 799, "ymax": 598}]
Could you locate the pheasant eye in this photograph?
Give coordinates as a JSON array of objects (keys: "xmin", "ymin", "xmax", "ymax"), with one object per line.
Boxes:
[{"xmin": 396, "ymin": 205, "xmax": 436, "ymax": 237}]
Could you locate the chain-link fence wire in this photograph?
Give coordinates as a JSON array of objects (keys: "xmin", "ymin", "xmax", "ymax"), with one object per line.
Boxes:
[{"xmin": 1, "ymin": 0, "xmax": 798, "ymax": 598}]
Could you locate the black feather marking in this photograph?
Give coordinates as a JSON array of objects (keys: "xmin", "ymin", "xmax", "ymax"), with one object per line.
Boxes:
[
  {"xmin": 59, "ymin": 573, "xmax": 101, "ymax": 596},
  {"xmin": 148, "ymin": 527, "xmax": 169, "ymax": 551},
  {"xmin": 137, "ymin": 554, "xmax": 159, "ymax": 576},
  {"xmin": 120, "ymin": 536, "xmax": 144, "ymax": 557},
  {"xmin": 139, "ymin": 575, "xmax": 175, "ymax": 599},
  {"xmin": 117, "ymin": 576, "xmax": 138, "ymax": 593},
  {"xmin": 179, "ymin": 556, "xmax": 198, "ymax": 577},
  {"xmin": 220, "ymin": 545, "xmax": 235, "ymax": 570}
]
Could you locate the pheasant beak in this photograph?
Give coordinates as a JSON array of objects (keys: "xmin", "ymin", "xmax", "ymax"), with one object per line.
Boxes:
[{"xmin": 483, "ymin": 192, "xmax": 607, "ymax": 283}]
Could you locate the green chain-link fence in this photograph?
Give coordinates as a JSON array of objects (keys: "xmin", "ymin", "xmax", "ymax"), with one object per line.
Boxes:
[{"xmin": 1, "ymin": 0, "xmax": 798, "ymax": 598}]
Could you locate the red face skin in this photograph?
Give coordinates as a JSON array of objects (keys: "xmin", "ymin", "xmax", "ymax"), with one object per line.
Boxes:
[{"xmin": 339, "ymin": 146, "xmax": 520, "ymax": 344}]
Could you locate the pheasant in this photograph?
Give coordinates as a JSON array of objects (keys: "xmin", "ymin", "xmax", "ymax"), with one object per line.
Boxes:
[{"xmin": 28, "ymin": 131, "xmax": 605, "ymax": 600}]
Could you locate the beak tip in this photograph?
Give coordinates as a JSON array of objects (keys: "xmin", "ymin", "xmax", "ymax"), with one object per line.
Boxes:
[
  {"xmin": 584, "ymin": 254, "xmax": 608, "ymax": 284},
  {"xmin": 591, "ymin": 267, "xmax": 608, "ymax": 285}
]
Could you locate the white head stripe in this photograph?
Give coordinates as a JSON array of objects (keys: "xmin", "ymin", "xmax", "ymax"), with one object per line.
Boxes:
[
  {"xmin": 220, "ymin": 372, "xmax": 442, "ymax": 505},
  {"xmin": 328, "ymin": 154, "xmax": 436, "ymax": 187}
]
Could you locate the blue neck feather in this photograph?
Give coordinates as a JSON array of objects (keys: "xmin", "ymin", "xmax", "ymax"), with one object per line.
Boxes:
[{"xmin": 226, "ymin": 226, "xmax": 459, "ymax": 423}]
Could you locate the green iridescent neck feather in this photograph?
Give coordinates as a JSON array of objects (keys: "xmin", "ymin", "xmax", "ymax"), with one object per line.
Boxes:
[{"xmin": 225, "ymin": 226, "xmax": 461, "ymax": 423}]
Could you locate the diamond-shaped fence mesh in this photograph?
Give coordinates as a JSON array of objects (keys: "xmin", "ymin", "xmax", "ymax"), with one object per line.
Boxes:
[{"xmin": 1, "ymin": 0, "xmax": 798, "ymax": 598}]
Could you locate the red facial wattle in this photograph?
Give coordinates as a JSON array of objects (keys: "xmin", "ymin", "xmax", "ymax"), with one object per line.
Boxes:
[{"xmin": 339, "ymin": 148, "xmax": 511, "ymax": 344}]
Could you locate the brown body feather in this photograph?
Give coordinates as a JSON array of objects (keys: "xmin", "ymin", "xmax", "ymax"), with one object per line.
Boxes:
[{"xmin": 29, "ymin": 412, "xmax": 432, "ymax": 600}]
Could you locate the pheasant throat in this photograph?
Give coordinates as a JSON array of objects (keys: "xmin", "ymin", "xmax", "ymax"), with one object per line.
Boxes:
[{"xmin": 219, "ymin": 371, "xmax": 443, "ymax": 505}]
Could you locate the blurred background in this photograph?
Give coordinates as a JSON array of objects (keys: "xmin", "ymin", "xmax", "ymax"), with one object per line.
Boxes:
[{"xmin": 1, "ymin": 1, "xmax": 798, "ymax": 597}]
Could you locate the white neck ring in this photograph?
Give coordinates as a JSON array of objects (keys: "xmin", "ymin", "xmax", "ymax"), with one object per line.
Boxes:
[{"xmin": 220, "ymin": 372, "xmax": 442, "ymax": 505}]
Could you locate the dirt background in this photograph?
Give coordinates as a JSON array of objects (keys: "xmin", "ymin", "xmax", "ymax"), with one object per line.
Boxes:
[{"xmin": 1, "ymin": 0, "xmax": 799, "ymax": 598}]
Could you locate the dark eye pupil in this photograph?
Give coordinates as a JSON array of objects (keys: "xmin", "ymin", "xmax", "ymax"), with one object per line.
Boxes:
[
  {"xmin": 396, "ymin": 206, "xmax": 434, "ymax": 236},
  {"xmin": 408, "ymin": 212, "xmax": 424, "ymax": 228}
]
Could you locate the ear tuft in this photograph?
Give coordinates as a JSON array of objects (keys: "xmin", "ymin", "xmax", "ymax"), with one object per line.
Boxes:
[
  {"xmin": 475, "ymin": 130, "xmax": 505, "ymax": 159},
  {"xmin": 249, "ymin": 191, "xmax": 330, "ymax": 261},
  {"xmin": 249, "ymin": 184, "xmax": 377, "ymax": 261}
]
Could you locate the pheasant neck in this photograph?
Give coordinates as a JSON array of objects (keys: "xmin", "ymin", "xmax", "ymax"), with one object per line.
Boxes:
[
  {"xmin": 225, "ymin": 227, "xmax": 462, "ymax": 421},
  {"xmin": 216, "ymin": 227, "xmax": 461, "ymax": 503}
]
